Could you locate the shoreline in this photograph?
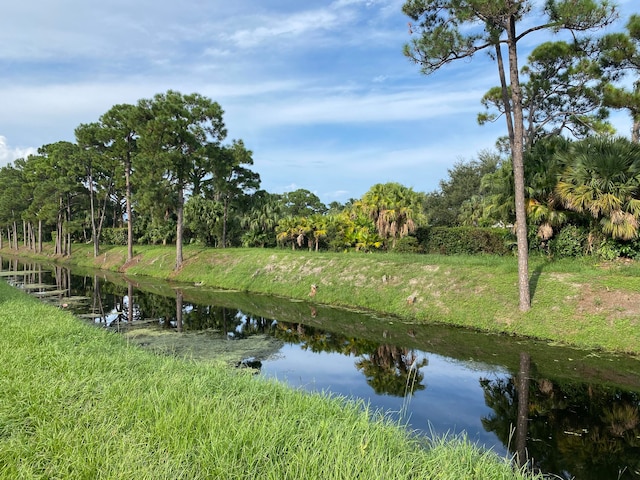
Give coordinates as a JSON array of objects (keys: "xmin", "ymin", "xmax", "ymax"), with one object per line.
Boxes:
[{"xmin": 2, "ymin": 243, "xmax": 639, "ymax": 356}]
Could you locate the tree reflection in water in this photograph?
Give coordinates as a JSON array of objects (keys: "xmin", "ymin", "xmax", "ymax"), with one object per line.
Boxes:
[
  {"xmin": 355, "ymin": 345, "xmax": 427, "ymax": 396},
  {"xmin": 274, "ymin": 322, "xmax": 427, "ymax": 397},
  {"xmin": 480, "ymin": 354, "xmax": 640, "ymax": 480}
]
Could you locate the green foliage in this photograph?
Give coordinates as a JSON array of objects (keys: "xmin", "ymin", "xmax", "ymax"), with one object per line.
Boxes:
[
  {"xmin": 481, "ymin": 40, "xmax": 612, "ymax": 146},
  {"xmin": 184, "ymin": 197, "xmax": 223, "ymax": 247},
  {"xmin": 600, "ymin": 14, "xmax": 640, "ymax": 142},
  {"xmin": 391, "ymin": 235, "xmax": 424, "ymax": 254},
  {"xmin": 281, "ymin": 189, "xmax": 327, "ymax": 217},
  {"xmin": 549, "ymin": 224, "xmax": 588, "ymax": 258},
  {"xmin": 416, "ymin": 226, "xmax": 512, "ymax": 255},
  {"xmin": 555, "ymin": 136, "xmax": 640, "ymax": 241},
  {"xmin": 426, "ymin": 151, "xmax": 500, "ymax": 227},
  {"xmin": 359, "ymin": 182, "xmax": 427, "ymax": 248},
  {"xmin": 100, "ymin": 227, "xmax": 128, "ymax": 246},
  {"xmin": 595, "ymin": 236, "xmax": 640, "ymax": 260}
]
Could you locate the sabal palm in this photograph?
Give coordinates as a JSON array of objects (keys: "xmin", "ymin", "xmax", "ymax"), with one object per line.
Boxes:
[
  {"xmin": 275, "ymin": 216, "xmax": 299, "ymax": 249},
  {"xmin": 361, "ymin": 182, "xmax": 425, "ymax": 248},
  {"xmin": 556, "ymin": 137, "xmax": 640, "ymax": 240},
  {"xmin": 524, "ymin": 136, "xmax": 572, "ymax": 239},
  {"xmin": 308, "ymin": 213, "xmax": 328, "ymax": 251}
]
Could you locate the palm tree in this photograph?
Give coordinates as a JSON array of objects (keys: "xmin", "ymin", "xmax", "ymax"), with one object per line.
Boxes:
[
  {"xmin": 524, "ymin": 137, "xmax": 572, "ymax": 241},
  {"xmin": 308, "ymin": 213, "xmax": 328, "ymax": 252},
  {"xmin": 240, "ymin": 191, "xmax": 282, "ymax": 247},
  {"xmin": 275, "ymin": 216, "xmax": 299, "ymax": 250},
  {"xmin": 360, "ymin": 182, "xmax": 426, "ymax": 249},
  {"xmin": 556, "ymin": 137, "xmax": 640, "ymax": 241}
]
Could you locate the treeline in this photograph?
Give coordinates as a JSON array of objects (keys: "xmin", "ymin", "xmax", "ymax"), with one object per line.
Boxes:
[
  {"xmin": 3, "ymin": 12, "xmax": 640, "ymax": 263},
  {"xmin": 2, "ymin": 98, "xmax": 640, "ymax": 262},
  {"xmin": 3, "ymin": 127, "xmax": 640, "ymax": 261},
  {"xmin": 0, "ymin": 90, "xmax": 428, "ymax": 264}
]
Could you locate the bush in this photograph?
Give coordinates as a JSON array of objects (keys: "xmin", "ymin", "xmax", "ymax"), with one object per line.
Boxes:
[
  {"xmin": 594, "ymin": 236, "xmax": 640, "ymax": 261},
  {"xmin": 100, "ymin": 228, "xmax": 128, "ymax": 246},
  {"xmin": 415, "ymin": 227, "xmax": 512, "ymax": 255},
  {"xmin": 392, "ymin": 236, "xmax": 424, "ymax": 254},
  {"xmin": 549, "ymin": 225, "xmax": 587, "ymax": 258}
]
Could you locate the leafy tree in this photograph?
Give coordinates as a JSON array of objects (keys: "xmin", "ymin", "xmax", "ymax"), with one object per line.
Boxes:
[
  {"xmin": 75, "ymin": 122, "xmax": 119, "ymax": 257},
  {"xmin": 275, "ymin": 216, "xmax": 305, "ymax": 250},
  {"xmin": 403, "ymin": 0, "xmax": 617, "ymax": 311},
  {"xmin": 281, "ymin": 189, "xmax": 327, "ymax": 217},
  {"xmin": 184, "ymin": 197, "xmax": 223, "ymax": 246},
  {"xmin": 36, "ymin": 141, "xmax": 84, "ymax": 256},
  {"xmin": 480, "ymin": 137, "xmax": 574, "ymax": 243},
  {"xmin": 479, "ymin": 41, "xmax": 613, "ymax": 148},
  {"xmin": 323, "ymin": 210, "xmax": 382, "ymax": 252},
  {"xmin": 425, "ymin": 151, "xmax": 500, "ymax": 227},
  {"xmin": 240, "ymin": 191, "xmax": 283, "ymax": 248},
  {"xmin": 208, "ymin": 139, "xmax": 260, "ymax": 248},
  {"xmin": 600, "ymin": 14, "xmax": 640, "ymax": 142},
  {"xmin": 0, "ymin": 164, "xmax": 28, "ymax": 249},
  {"xmin": 307, "ymin": 214, "xmax": 328, "ymax": 252},
  {"xmin": 98, "ymin": 103, "xmax": 142, "ymax": 262},
  {"xmin": 138, "ymin": 91, "xmax": 227, "ymax": 269}
]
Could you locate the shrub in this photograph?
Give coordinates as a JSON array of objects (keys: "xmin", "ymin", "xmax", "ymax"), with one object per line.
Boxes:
[
  {"xmin": 100, "ymin": 228, "xmax": 128, "ymax": 246},
  {"xmin": 416, "ymin": 227, "xmax": 512, "ymax": 255},
  {"xmin": 392, "ymin": 236, "xmax": 424, "ymax": 254},
  {"xmin": 594, "ymin": 236, "xmax": 640, "ymax": 260},
  {"xmin": 549, "ymin": 225, "xmax": 587, "ymax": 258}
]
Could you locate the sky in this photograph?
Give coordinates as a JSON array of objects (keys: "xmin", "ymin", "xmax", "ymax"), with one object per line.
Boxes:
[{"xmin": 0, "ymin": 0, "xmax": 637, "ymax": 205}]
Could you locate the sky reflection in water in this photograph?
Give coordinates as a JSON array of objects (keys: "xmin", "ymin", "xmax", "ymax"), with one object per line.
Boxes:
[{"xmin": 261, "ymin": 344, "xmax": 510, "ymax": 455}]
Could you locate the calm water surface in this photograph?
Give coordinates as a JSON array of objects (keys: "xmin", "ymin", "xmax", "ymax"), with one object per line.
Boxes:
[{"xmin": 2, "ymin": 256, "xmax": 639, "ymax": 480}]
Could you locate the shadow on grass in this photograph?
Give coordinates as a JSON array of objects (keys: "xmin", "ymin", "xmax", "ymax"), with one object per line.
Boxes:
[{"xmin": 529, "ymin": 263, "xmax": 545, "ymax": 302}]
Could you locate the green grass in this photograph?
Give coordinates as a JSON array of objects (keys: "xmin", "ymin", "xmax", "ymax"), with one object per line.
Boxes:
[{"xmin": 0, "ymin": 281, "xmax": 539, "ymax": 479}]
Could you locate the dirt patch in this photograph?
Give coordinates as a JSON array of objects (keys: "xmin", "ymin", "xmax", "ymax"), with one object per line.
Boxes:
[
  {"xmin": 422, "ymin": 265, "xmax": 440, "ymax": 273},
  {"xmin": 576, "ymin": 284, "xmax": 640, "ymax": 324},
  {"xmin": 548, "ymin": 272, "xmax": 583, "ymax": 289},
  {"xmin": 118, "ymin": 255, "xmax": 142, "ymax": 272}
]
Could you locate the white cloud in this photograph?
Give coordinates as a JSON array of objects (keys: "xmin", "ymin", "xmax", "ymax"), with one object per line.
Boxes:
[
  {"xmin": 222, "ymin": 9, "xmax": 345, "ymax": 49},
  {"xmin": 227, "ymin": 85, "xmax": 488, "ymax": 130},
  {"xmin": 0, "ymin": 136, "xmax": 37, "ymax": 167}
]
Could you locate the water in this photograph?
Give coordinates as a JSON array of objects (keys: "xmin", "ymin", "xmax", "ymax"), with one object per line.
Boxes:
[{"xmin": 2, "ymin": 256, "xmax": 639, "ymax": 480}]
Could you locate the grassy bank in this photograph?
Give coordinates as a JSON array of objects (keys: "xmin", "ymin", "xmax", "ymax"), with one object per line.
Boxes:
[
  {"xmin": 3, "ymin": 243, "xmax": 640, "ymax": 354},
  {"xmin": 0, "ymin": 280, "xmax": 538, "ymax": 479}
]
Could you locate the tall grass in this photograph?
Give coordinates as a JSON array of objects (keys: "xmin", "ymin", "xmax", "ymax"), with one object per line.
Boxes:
[{"xmin": 0, "ymin": 281, "xmax": 540, "ymax": 479}]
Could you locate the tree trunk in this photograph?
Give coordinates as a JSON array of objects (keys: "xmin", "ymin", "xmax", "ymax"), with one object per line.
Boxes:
[
  {"xmin": 222, "ymin": 197, "xmax": 228, "ymax": 248},
  {"xmin": 88, "ymin": 167, "xmax": 100, "ymax": 257},
  {"xmin": 127, "ymin": 282, "xmax": 134, "ymax": 324},
  {"xmin": 37, "ymin": 220, "xmax": 42, "ymax": 254},
  {"xmin": 176, "ymin": 290, "xmax": 183, "ymax": 333},
  {"xmin": 66, "ymin": 196, "xmax": 72, "ymax": 257},
  {"xmin": 495, "ymin": 43, "xmax": 515, "ymax": 145},
  {"xmin": 507, "ymin": 14, "xmax": 531, "ymax": 312},
  {"xmin": 175, "ymin": 186, "xmax": 184, "ymax": 270},
  {"xmin": 516, "ymin": 352, "xmax": 531, "ymax": 469},
  {"xmin": 125, "ymin": 155, "xmax": 134, "ymax": 262},
  {"xmin": 27, "ymin": 222, "xmax": 33, "ymax": 251}
]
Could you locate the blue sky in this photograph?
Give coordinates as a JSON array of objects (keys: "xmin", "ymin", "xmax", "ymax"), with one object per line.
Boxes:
[{"xmin": 0, "ymin": 0, "xmax": 636, "ymax": 204}]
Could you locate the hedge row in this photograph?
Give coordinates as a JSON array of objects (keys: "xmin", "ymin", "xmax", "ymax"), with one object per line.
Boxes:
[{"xmin": 414, "ymin": 227, "xmax": 513, "ymax": 256}]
